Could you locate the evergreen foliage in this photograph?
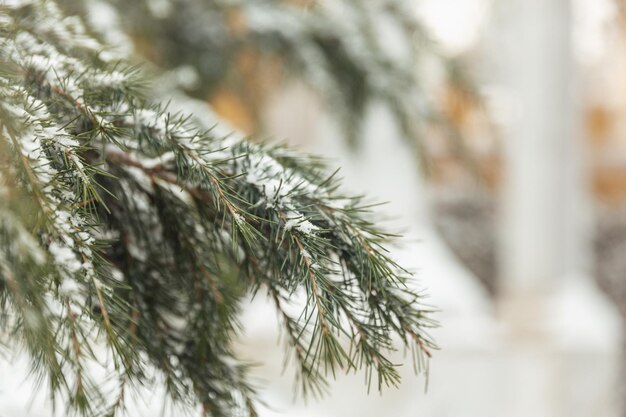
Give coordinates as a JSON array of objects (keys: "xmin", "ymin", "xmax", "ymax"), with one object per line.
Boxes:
[
  {"xmin": 0, "ymin": 1, "xmax": 436, "ymax": 416},
  {"xmin": 82, "ymin": 0, "xmax": 440, "ymax": 147},
  {"xmin": 86, "ymin": 0, "xmax": 478, "ymax": 172}
]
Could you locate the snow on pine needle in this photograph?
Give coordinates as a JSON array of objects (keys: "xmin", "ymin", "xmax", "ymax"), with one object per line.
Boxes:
[{"xmin": 0, "ymin": 2, "xmax": 436, "ymax": 417}]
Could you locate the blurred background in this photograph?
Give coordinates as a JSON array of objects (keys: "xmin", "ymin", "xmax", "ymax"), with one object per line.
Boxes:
[{"xmin": 11, "ymin": 0, "xmax": 626, "ymax": 416}]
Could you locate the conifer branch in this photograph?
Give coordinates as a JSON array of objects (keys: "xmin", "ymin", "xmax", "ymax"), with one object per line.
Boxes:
[{"xmin": 0, "ymin": 2, "xmax": 437, "ymax": 416}]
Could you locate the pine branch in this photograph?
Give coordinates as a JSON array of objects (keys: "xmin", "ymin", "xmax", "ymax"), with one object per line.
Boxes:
[{"xmin": 0, "ymin": 2, "xmax": 437, "ymax": 416}]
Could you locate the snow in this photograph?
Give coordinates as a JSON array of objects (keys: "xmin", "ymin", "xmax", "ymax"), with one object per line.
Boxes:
[
  {"xmin": 3, "ymin": 3, "xmax": 131, "ymax": 114},
  {"xmin": 91, "ymin": 71, "xmax": 127, "ymax": 88},
  {"xmin": 154, "ymin": 178, "xmax": 194, "ymax": 205},
  {"xmin": 233, "ymin": 212, "xmax": 245, "ymax": 224},
  {"xmin": 242, "ymin": 153, "xmax": 322, "ymax": 236},
  {"xmin": 49, "ymin": 242, "xmax": 82, "ymax": 274},
  {"xmin": 141, "ymin": 151, "xmax": 176, "ymax": 169},
  {"xmin": 18, "ymin": 132, "xmax": 43, "ymax": 160},
  {"xmin": 84, "ymin": 0, "xmax": 133, "ymax": 59},
  {"xmin": 283, "ymin": 216, "xmax": 301, "ymax": 231},
  {"xmin": 134, "ymin": 109, "xmax": 169, "ymax": 133},
  {"xmin": 162, "ymin": 312, "xmax": 188, "ymax": 333},
  {"xmin": 58, "ymin": 276, "xmax": 81, "ymax": 296},
  {"xmin": 2, "ymin": 0, "xmax": 34, "ymax": 8},
  {"xmin": 284, "ymin": 212, "xmax": 319, "ymax": 235},
  {"xmin": 126, "ymin": 241, "xmax": 148, "ymax": 262},
  {"xmin": 124, "ymin": 166, "xmax": 154, "ymax": 193},
  {"xmin": 146, "ymin": 0, "xmax": 173, "ymax": 18},
  {"xmin": 1, "ymin": 94, "xmax": 98, "ymax": 281},
  {"xmin": 110, "ymin": 268, "xmax": 125, "ymax": 282},
  {"xmin": 295, "ymin": 219, "xmax": 318, "ymax": 234},
  {"xmin": 171, "ymin": 65, "xmax": 200, "ymax": 90},
  {"xmin": 6, "ymin": 98, "xmax": 98, "ymax": 277}
]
